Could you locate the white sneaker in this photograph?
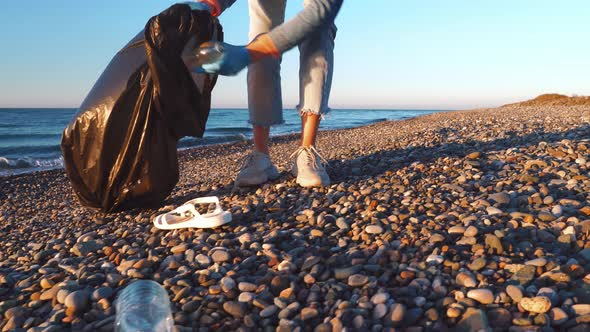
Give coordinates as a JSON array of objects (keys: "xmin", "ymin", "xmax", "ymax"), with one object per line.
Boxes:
[
  {"xmin": 235, "ymin": 151, "xmax": 280, "ymax": 186},
  {"xmin": 290, "ymin": 146, "xmax": 330, "ymax": 187}
]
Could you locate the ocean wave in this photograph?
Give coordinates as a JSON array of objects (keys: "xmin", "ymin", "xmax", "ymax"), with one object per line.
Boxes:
[
  {"xmin": 177, "ymin": 134, "xmax": 249, "ymax": 149},
  {"xmin": 0, "ymin": 156, "xmax": 64, "ymax": 170},
  {"xmin": 352, "ymin": 118, "xmax": 388, "ymax": 124}
]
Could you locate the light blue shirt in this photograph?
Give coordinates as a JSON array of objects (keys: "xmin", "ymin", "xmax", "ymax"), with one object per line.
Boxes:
[{"xmin": 217, "ymin": 0, "xmax": 342, "ymax": 52}]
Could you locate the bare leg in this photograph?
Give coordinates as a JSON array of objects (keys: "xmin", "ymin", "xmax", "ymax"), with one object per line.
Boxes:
[
  {"xmin": 234, "ymin": 0, "xmax": 285, "ymax": 187},
  {"xmin": 301, "ymin": 113, "xmax": 321, "ymax": 147},
  {"xmin": 253, "ymin": 125, "xmax": 270, "ymax": 154}
]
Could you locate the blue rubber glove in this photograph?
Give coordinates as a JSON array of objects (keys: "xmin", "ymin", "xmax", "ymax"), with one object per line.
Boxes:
[
  {"xmin": 181, "ymin": 1, "xmax": 211, "ymax": 12},
  {"xmin": 196, "ymin": 42, "xmax": 252, "ymax": 76}
]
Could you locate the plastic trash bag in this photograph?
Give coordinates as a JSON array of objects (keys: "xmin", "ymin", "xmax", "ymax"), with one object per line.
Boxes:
[{"xmin": 61, "ymin": 4, "xmax": 223, "ymax": 212}]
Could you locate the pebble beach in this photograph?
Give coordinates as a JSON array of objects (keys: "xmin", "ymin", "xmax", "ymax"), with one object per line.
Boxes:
[{"xmin": 2, "ymin": 95, "xmax": 590, "ymax": 331}]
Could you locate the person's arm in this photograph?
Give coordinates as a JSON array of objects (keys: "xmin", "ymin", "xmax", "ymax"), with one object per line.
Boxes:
[
  {"xmin": 197, "ymin": 0, "xmax": 237, "ymax": 17},
  {"xmin": 266, "ymin": 0, "xmax": 343, "ymax": 54},
  {"xmin": 197, "ymin": 0, "xmax": 343, "ymax": 75}
]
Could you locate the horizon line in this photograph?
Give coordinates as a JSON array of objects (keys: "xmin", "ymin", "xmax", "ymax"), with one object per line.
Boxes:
[{"xmin": 0, "ymin": 105, "xmax": 484, "ymax": 111}]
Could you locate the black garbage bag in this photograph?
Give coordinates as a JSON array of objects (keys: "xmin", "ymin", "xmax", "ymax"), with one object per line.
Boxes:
[{"xmin": 61, "ymin": 4, "xmax": 223, "ymax": 212}]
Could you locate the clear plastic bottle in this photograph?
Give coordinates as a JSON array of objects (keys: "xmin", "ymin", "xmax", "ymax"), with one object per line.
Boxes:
[
  {"xmin": 196, "ymin": 42, "xmax": 224, "ymax": 66},
  {"xmin": 115, "ymin": 280, "xmax": 174, "ymax": 332},
  {"xmin": 183, "ymin": 42, "xmax": 224, "ymax": 71}
]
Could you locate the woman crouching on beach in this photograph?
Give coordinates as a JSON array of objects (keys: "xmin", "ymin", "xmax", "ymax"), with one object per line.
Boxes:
[{"xmin": 189, "ymin": 0, "xmax": 343, "ymax": 187}]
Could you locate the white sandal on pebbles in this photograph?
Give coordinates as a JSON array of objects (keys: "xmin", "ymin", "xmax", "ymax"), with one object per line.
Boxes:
[{"xmin": 153, "ymin": 196, "xmax": 232, "ymax": 230}]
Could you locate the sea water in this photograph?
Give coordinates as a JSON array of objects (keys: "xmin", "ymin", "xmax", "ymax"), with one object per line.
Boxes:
[{"xmin": 0, "ymin": 108, "xmax": 445, "ymax": 176}]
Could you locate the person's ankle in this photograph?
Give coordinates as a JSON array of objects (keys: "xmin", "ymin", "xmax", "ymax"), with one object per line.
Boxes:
[{"xmin": 253, "ymin": 147, "xmax": 270, "ymax": 155}]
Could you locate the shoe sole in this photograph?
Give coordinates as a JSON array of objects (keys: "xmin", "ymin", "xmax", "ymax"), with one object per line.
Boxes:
[
  {"xmin": 296, "ymin": 174, "xmax": 330, "ymax": 188},
  {"xmin": 292, "ymin": 165, "xmax": 330, "ymax": 187}
]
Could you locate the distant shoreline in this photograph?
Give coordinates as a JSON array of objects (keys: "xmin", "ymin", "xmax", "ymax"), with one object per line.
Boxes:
[
  {"xmin": 0, "ymin": 107, "xmax": 456, "ymax": 111},
  {"xmin": 0, "ymin": 108, "xmax": 447, "ymax": 177},
  {"xmin": 0, "ymin": 111, "xmax": 434, "ymax": 180}
]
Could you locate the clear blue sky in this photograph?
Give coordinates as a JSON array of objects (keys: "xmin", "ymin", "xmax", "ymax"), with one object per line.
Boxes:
[{"xmin": 0, "ymin": 1, "xmax": 589, "ymax": 109}]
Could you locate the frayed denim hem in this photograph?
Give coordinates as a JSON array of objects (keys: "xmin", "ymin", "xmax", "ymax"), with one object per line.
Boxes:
[{"xmin": 297, "ymin": 107, "xmax": 331, "ymax": 120}]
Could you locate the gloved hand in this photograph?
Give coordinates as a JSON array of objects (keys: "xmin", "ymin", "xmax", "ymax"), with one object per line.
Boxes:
[
  {"xmin": 181, "ymin": 1, "xmax": 212, "ymax": 13},
  {"xmin": 196, "ymin": 42, "xmax": 251, "ymax": 76},
  {"xmin": 196, "ymin": 34, "xmax": 279, "ymax": 76}
]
